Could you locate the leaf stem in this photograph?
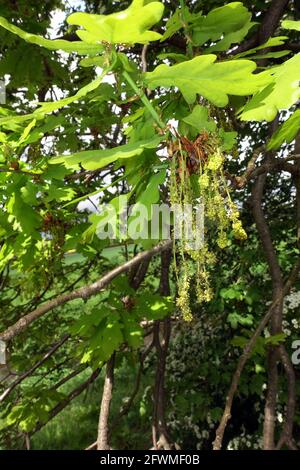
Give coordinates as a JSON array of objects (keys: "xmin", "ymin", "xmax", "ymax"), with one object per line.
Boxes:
[{"xmin": 122, "ymin": 70, "xmax": 165, "ymax": 129}]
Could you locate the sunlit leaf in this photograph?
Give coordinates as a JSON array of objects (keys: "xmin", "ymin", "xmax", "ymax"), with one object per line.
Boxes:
[
  {"xmin": 51, "ymin": 137, "xmax": 161, "ymax": 170},
  {"xmin": 192, "ymin": 2, "xmax": 254, "ymax": 52},
  {"xmin": 146, "ymin": 55, "xmax": 270, "ymax": 106},
  {"xmin": 182, "ymin": 105, "xmax": 217, "ymax": 132},
  {"xmin": 67, "ymin": 0, "xmax": 164, "ymax": 45},
  {"xmin": 268, "ymin": 110, "xmax": 300, "ymax": 149},
  {"xmin": 0, "ymin": 16, "xmax": 103, "ymax": 54},
  {"xmin": 241, "ymin": 53, "xmax": 300, "ymax": 121},
  {"xmin": 282, "ymin": 20, "xmax": 300, "ymax": 32}
]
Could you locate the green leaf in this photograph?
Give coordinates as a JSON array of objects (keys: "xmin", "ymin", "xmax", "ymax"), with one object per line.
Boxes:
[
  {"xmin": 192, "ymin": 2, "xmax": 254, "ymax": 52},
  {"xmin": 82, "ymin": 194, "xmax": 129, "ymax": 242},
  {"xmin": 162, "ymin": 3, "xmax": 253, "ymax": 53},
  {"xmin": 0, "ymin": 243, "xmax": 14, "ymax": 270},
  {"xmin": 17, "ymin": 119, "xmax": 36, "ymax": 146},
  {"xmin": 51, "ymin": 137, "xmax": 161, "ymax": 170},
  {"xmin": 37, "ymin": 72, "xmax": 110, "ymax": 114},
  {"xmin": 21, "ymin": 182, "xmax": 38, "ymax": 205},
  {"xmin": 235, "ymin": 36, "xmax": 288, "ymax": 58},
  {"xmin": 210, "ymin": 407, "xmax": 223, "ymax": 421},
  {"xmin": 0, "ymin": 16, "xmax": 103, "ymax": 54},
  {"xmin": 220, "ymin": 286, "xmax": 243, "ymax": 300},
  {"xmin": 70, "ymin": 307, "xmax": 110, "ymax": 336},
  {"xmin": 268, "ymin": 110, "xmax": 300, "ymax": 150},
  {"xmin": 219, "ymin": 129, "xmax": 238, "ymax": 151},
  {"xmin": 81, "ymin": 315, "xmax": 123, "ymax": 364},
  {"xmin": 0, "ymin": 70, "xmax": 110, "ymax": 126},
  {"xmin": 135, "ymin": 294, "xmax": 174, "ymax": 321},
  {"xmin": 67, "ymin": 0, "xmax": 164, "ymax": 45},
  {"xmin": 182, "ymin": 105, "xmax": 216, "ymax": 132},
  {"xmin": 227, "ymin": 312, "xmax": 254, "ymax": 329},
  {"xmin": 241, "ymin": 54, "xmax": 300, "ymax": 121},
  {"xmin": 22, "ymin": 116, "xmax": 66, "ymax": 146},
  {"xmin": 134, "ymin": 170, "xmax": 166, "ymax": 217},
  {"xmin": 282, "ymin": 20, "xmax": 300, "ymax": 32},
  {"xmin": 231, "ymin": 335, "xmax": 265, "ymax": 356},
  {"xmin": 161, "ymin": 5, "xmax": 199, "ymax": 41},
  {"xmin": 45, "ymin": 184, "xmax": 76, "ymax": 203},
  {"xmin": 250, "ymin": 50, "xmax": 290, "ymax": 60},
  {"xmin": 265, "ymin": 333, "xmax": 287, "ymax": 346},
  {"xmin": 43, "ymin": 164, "xmax": 70, "ymax": 181},
  {"xmin": 122, "ymin": 315, "xmax": 143, "ymax": 349},
  {"xmin": 7, "ymin": 193, "xmax": 41, "ymax": 235},
  {"xmin": 157, "ymin": 52, "xmax": 188, "ymax": 63},
  {"xmin": 146, "ymin": 55, "xmax": 270, "ymax": 107}
]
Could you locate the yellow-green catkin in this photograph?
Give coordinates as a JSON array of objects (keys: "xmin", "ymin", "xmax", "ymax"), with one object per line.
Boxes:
[
  {"xmin": 176, "ymin": 269, "xmax": 193, "ymax": 322},
  {"xmin": 169, "ymin": 131, "xmax": 247, "ymax": 321}
]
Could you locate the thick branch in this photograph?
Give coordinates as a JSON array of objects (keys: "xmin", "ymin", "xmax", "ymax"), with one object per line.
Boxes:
[
  {"xmin": 276, "ymin": 345, "xmax": 297, "ymax": 449},
  {"xmin": 84, "ymin": 340, "xmax": 155, "ymax": 451},
  {"xmin": 129, "ymin": 258, "xmax": 151, "ymax": 290},
  {"xmin": 251, "ymin": 167, "xmax": 283, "ymax": 315},
  {"xmin": 0, "ymin": 241, "xmax": 172, "ymax": 343},
  {"xmin": 232, "ymin": 0, "xmax": 291, "ymax": 54},
  {"xmin": 263, "ymin": 349, "xmax": 279, "ymax": 449},
  {"xmin": 234, "ymin": 154, "xmax": 300, "ymax": 189},
  {"xmin": 213, "ymin": 257, "xmax": 300, "ymax": 450},
  {"xmin": 258, "ymin": 0, "xmax": 290, "ymax": 44},
  {"xmin": 294, "ymin": 134, "xmax": 300, "ymax": 247},
  {"xmin": 152, "ymin": 319, "xmax": 172, "ymax": 450},
  {"xmin": 275, "ymin": 132, "xmax": 300, "ymax": 450},
  {"xmin": 97, "ymin": 354, "xmax": 115, "ymax": 450},
  {"xmin": 152, "ymin": 249, "xmax": 174, "ymax": 450},
  {"xmin": 252, "ymin": 148, "xmax": 283, "ymax": 449}
]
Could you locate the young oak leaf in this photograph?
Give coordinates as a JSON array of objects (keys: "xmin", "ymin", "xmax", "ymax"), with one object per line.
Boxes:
[
  {"xmin": 67, "ymin": 0, "xmax": 164, "ymax": 45},
  {"xmin": 182, "ymin": 105, "xmax": 217, "ymax": 132},
  {"xmin": 145, "ymin": 55, "xmax": 271, "ymax": 107},
  {"xmin": 162, "ymin": 2, "xmax": 253, "ymax": 53},
  {"xmin": 51, "ymin": 137, "xmax": 161, "ymax": 171},
  {"xmin": 268, "ymin": 110, "xmax": 300, "ymax": 150},
  {"xmin": 0, "ymin": 69, "xmax": 110, "ymax": 126},
  {"xmin": 0, "ymin": 16, "xmax": 103, "ymax": 55},
  {"xmin": 192, "ymin": 2, "xmax": 254, "ymax": 52},
  {"xmin": 282, "ymin": 20, "xmax": 300, "ymax": 32},
  {"xmin": 241, "ymin": 53, "xmax": 300, "ymax": 121}
]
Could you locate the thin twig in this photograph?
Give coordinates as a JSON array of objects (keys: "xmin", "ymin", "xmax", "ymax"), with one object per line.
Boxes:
[
  {"xmin": 0, "ymin": 335, "xmax": 69, "ymax": 403},
  {"xmin": 30, "ymin": 368, "xmax": 101, "ymax": 436}
]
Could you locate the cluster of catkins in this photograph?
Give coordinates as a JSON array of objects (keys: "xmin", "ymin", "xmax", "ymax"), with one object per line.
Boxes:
[{"xmin": 169, "ymin": 133, "xmax": 247, "ymax": 321}]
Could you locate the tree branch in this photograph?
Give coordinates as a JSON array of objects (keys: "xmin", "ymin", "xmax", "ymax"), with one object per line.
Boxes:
[
  {"xmin": 30, "ymin": 368, "xmax": 101, "ymax": 436},
  {"xmin": 0, "ymin": 335, "xmax": 69, "ymax": 403},
  {"xmin": 152, "ymin": 249, "xmax": 176, "ymax": 450},
  {"xmin": 275, "ymin": 132, "xmax": 300, "ymax": 451},
  {"xmin": 97, "ymin": 354, "xmax": 115, "ymax": 450},
  {"xmin": 213, "ymin": 257, "xmax": 300, "ymax": 450},
  {"xmin": 234, "ymin": 154, "xmax": 300, "ymax": 189},
  {"xmin": 276, "ymin": 345, "xmax": 297, "ymax": 449},
  {"xmin": 232, "ymin": 0, "xmax": 291, "ymax": 55},
  {"xmin": 0, "ymin": 241, "xmax": 172, "ymax": 343}
]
